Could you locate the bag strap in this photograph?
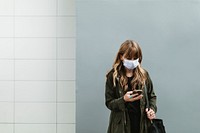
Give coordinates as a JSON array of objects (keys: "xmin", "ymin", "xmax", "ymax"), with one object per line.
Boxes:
[
  {"xmin": 144, "ymin": 84, "xmax": 149, "ymax": 109},
  {"xmin": 144, "ymin": 84, "xmax": 154, "ymax": 123}
]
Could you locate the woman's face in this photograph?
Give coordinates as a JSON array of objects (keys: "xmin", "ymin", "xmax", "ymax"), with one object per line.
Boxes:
[{"xmin": 121, "ymin": 55, "xmax": 140, "ymax": 70}]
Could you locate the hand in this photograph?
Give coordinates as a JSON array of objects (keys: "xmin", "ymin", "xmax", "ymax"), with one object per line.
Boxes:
[
  {"xmin": 123, "ymin": 91, "xmax": 143, "ymax": 102},
  {"xmin": 146, "ymin": 108, "xmax": 156, "ymax": 120}
]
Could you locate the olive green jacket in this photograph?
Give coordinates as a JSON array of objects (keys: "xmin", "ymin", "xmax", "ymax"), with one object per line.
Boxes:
[{"xmin": 105, "ymin": 70, "xmax": 157, "ymax": 133}]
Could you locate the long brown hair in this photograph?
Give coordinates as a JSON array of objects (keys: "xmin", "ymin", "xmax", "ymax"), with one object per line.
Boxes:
[{"xmin": 112, "ymin": 40, "xmax": 147, "ymax": 90}]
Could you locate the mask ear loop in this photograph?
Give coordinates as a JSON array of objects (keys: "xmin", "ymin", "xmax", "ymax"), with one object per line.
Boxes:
[{"xmin": 133, "ymin": 58, "xmax": 139, "ymax": 68}]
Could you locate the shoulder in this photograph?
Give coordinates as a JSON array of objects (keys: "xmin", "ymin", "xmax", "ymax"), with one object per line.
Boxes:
[
  {"xmin": 142, "ymin": 68, "xmax": 149, "ymax": 77},
  {"xmin": 142, "ymin": 68, "xmax": 152, "ymax": 82},
  {"xmin": 106, "ymin": 68, "xmax": 114, "ymax": 80},
  {"xmin": 142, "ymin": 69, "xmax": 154, "ymax": 89}
]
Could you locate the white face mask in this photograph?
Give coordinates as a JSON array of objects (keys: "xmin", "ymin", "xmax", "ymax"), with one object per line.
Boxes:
[{"xmin": 123, "ymin": 58, "xmax": 139, "ymax": 70}]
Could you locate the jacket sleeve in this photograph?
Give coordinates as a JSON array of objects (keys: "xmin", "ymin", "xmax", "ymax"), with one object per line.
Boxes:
[
  {"xmin": 146, "ymin": 72, "xmax": 157, "ymax": 113},
  {"xmin": 105, "ymin": 72, "xmax": 125, "ymax": 111}
]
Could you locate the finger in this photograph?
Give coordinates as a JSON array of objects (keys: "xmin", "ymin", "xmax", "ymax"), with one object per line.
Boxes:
[
  {"xmin": 147, "ymin": 113, "xmax": 155, "ymax": 119},
  {"xmin": 146, "ymin": 110, "xmax": 153, "ymax": 117},
  {"xmin": 147, "ymin": 108, "xmax": 154, "ymax": 114},
  {"xmin": 134, "ymin": 94, "xmax": 143, "ymax": 100},
  {"xmin": 130, "ymin": 95, "xmax": 143, "ymax": 102},
  {"xmin": 149, "ymin": 110, "xmax": 153, "ymax": 114},
  {"xmin": 128, "ymin": 95, "xmax": 133, "ymax": 99},
  {"xmin": 130, "ymin": 93, "xmax": 138, "ymax": 98},
  {"xmin": 128, "ymin": 93, "xmax": 140, "ymax": 99},
  {"xmin": 127, "ymin": 91, "xmax": 133, "ymax": 94},
  {"xmin": 147, "ymin": 111, "xmax": 151, "ymax": 116},
  {"xmin": 149, "ymin": 116, "xmax": 154, "ymax": 120},
  {"xmin": 149, "ymin": 112, "xmax": 155, "ymax": 119},
  {"xmin": 150, "ymin": 114, "xmax": 156, "ymax": 119},
  {"xmin": 150, "ymin": 110, "xmax": 155, "ymax": 114}
]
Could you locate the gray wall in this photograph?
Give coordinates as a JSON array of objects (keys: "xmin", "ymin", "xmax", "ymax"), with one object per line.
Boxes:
[{"xmin": 76, "ymin": 1, "xmax": 200, "ymax": 133}]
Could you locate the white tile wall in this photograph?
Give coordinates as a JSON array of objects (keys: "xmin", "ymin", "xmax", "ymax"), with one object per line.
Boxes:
[
  {"xmin": 57, "ymin": 60, "xmax": 75, "ymax": 80},
  {"xmin": 57, "ymin": 124, "xmax": 75, "ymax": 133},
  {"xmin": 0, "ymin": 103, "xmax": 14, "ymax": 123},
  {"xmin": 15, "ymin": 0, "xmax": 57, "ymax": 16},
  {"xmin": 15, "ymin": 60, "xmax": 57, "ymax": 80},
  {"xmin": 0, "ymin": 17, "xmax": 14, "ymax": 37},
  {"xmin": 0, "ymin": 81, "xmax": 14, "ymax": 101},
  {"xmin": 15, "ymin": 81, "xmax": 56, "ymax": 102},
  {"xmin": 57, "ymin": 17, "xmax": 76, "ymax": 37},
  {"xmin": 15, "ymin": 17, "xmax": 57, "ymax": 37},
  {"xmin": 15, "ymin": 124, "xmax": 56, "ymax": 133},
  {"xmin": 0, "ymin": 124, "xmax": 13, "ymax": 133},
  {"xmin": 57, "ymin": 38, "xmax": 76, "ymax": 59},
  {"xmin": 0, "ymin": 39, "xmax": 14, "ymax": 59},
  {"xmin": 57, "ymin": 103, "xmax": 75, "ymax": 123},
  {"xmin": 0, "ymin": 0, "xmax": 76, "ymax": 133},
  {"xmin": 57, "ymin": 81, "xmax": 75, "ymax": 102},
  {"xmin": 0, "ymin": 60, "xmax": 14, "ymax": 80},
  {"xmin": 15, "ymin": 38, "xmax": 57, "ymax": 59},
  {"xmin": 15, "ymin": 103, "xmax": 56, "ymax": 123},
  {"xmin": 0, "ymin": 0, "xmax": 14, "ymax": 16},
  {"xmin": 58, "ymin": 0, "xmax": 76, "ymax": 16}
]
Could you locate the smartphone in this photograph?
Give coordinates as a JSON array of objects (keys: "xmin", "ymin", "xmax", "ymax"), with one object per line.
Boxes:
[{"xmin": 132, "ymin": 90, "xmax": 142, "ymax": 95}]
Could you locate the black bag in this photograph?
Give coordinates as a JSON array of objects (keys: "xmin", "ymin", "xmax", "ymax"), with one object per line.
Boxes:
[
  {"xmin": 144, "ymin": 85, "xmax": 166, "ymax": 133},
  {"xmin": 149, "ymin": 119, "xmax": 166, "ymax": 133}
]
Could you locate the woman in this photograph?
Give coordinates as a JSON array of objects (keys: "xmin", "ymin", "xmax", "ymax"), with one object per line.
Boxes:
[{"xmin": 105, "ymin": 40, "xmax": 157, "ymax": 133}]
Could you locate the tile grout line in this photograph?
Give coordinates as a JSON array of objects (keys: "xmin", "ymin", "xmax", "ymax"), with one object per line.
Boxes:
[
  {"xmin": 56, "ymin": 0, "xmax": 58, "ymax": 132},
  {"xmin": 13, "ymin": 0, "xmax": 15, "ymax": 132}
]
